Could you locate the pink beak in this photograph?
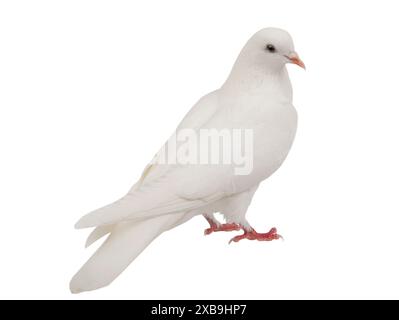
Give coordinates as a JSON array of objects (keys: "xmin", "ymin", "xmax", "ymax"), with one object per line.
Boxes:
[{"xmin": 286, "ymin": 52, "xmax": 306, "ymax": 69}]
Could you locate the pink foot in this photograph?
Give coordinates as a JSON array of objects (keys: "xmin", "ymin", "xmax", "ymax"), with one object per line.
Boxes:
[
  {"xmin": 204, "ymin": 223, "xmax": 241, "ymax": 235},
  {"xmin": 229, "ymin": 227, "xmax": 282, "ymax": 244},
  {"xmin": 204, "ymin": 217, "xmax": 241, "ymax": 235}
]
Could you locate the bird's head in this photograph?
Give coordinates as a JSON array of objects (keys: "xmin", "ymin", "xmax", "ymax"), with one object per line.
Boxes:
[{"xmin": 241, "ymin": 28, "xmax": 305, "ymax": 72}]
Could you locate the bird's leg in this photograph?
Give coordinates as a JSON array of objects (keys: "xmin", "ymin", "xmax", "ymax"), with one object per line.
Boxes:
[
  {"xmin": 229, "ymin": 227, "xmax": 282, "ymax": 244},
  {"xmin": 203, "ymin": 215, "xmax": 241, "ymax": 235}
]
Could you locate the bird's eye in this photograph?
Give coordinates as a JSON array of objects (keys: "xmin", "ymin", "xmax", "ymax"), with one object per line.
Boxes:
[{"xmin": 266, "ymin": 44, "xmax": 276, "ymax": 53}]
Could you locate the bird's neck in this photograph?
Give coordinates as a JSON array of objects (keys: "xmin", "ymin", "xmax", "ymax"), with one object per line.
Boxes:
[{"xmin": 221, "ymin": 63, "xmax": 293, "ymax": 103}]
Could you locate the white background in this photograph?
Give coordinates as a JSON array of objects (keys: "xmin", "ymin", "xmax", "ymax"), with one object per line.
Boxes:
[{"xmin": 1, "ymin": 0, "xmax": 398, "ymax": 299}]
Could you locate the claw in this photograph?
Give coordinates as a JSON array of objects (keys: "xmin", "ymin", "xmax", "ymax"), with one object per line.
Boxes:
[
  {"xmin": 204, "ymin": 223, "xmax": 241, "ymax": 236},
  {"xmin": 229, "ymin": 227, "xmax": 282, "ymax": 244}
]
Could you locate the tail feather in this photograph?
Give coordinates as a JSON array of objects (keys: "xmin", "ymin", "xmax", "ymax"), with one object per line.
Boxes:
[
  {"xmin": 70, "ymin": 213, "xmax": 182, "ymax": 293},
  {"xmin": 85, "ymin": 225, "xmax": 114, "ymax": 248}
]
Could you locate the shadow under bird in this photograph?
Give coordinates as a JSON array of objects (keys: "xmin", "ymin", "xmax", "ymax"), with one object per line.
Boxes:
[{"xmin": 71, "ymin": 27, "xmax": 305, "ymax": 293}]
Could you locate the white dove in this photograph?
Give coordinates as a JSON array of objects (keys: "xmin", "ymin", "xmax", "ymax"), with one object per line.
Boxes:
[{"xmin": 70, "ymin": 27, "xmax": 305, "ymax": 293}]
